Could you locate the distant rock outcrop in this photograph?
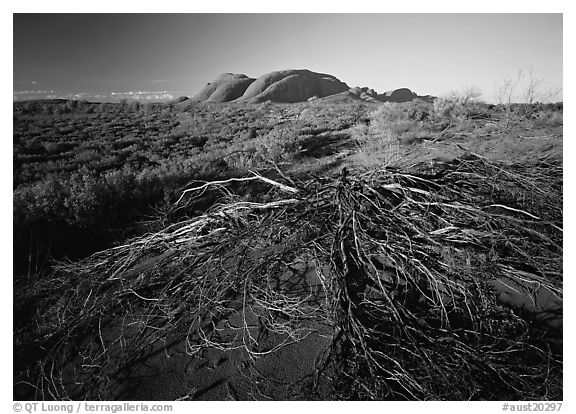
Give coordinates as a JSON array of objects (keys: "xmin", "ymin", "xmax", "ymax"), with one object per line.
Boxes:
[
  {"xmin": 192, "ymin": 70, "xmax": 349, "ymax": 103},
  {"xmin": 238, "ymin": 69, "xmax": 350, "ymax": 103},
  {"xmin": 378, "ymin": 88, "xmax": 418, "ymax": 103},
  {"xmin": 170, "ymin": 96, "xmax": 190, "ymax": 104},
  {"xmin": 349, "ymin": 86, "xmax": 380, "ymax": 103},
  {"xmin": 191, "ymin": 73, "xmax": 255, "ymax": 102},
  {"xmin": 413, "ymin": 95, "xmax": 437, "ymax": 104},
  {"xmin": 191, "ymin": 70, "xmax": 435, "ymax": 104},
  {"xmin": 317, "ymin": 87, "xmax": 435, "ymax": 105},
  {"xmin": 208, "ymin": 77, "xmax": 256, "ymax": 102}
]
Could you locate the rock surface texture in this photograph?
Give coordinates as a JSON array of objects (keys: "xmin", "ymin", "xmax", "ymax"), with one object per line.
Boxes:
[{"xmin": 192, "ymin": 69, "xmax": 434, "ymax": 104}]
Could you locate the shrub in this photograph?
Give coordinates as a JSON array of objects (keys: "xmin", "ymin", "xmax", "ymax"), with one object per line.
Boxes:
[
  {"xmin": 64, "ymin": 169, "xmax": 104, "ymax": 226},
  {"xmin": 430, "ymin": 87, "xmax": 487, "ymax": 128},
  {"xmin": 352, "ymin": 117, "xmax": 400, "ymax": 168},
  {"xmin": 352, "ymin": 103, "xmax": 431, "ymax": 167},
  {"xmin": 224, "ymin": 148, "xmax": 258, "ymax": 173},
  {"xmin": 74, "ymin": 149, "xmax": 100, "ymax": 163},
  {"xmin": 254, "ymin": 128, "xmax": 304, "ymax": 165},
  {"xmin": 531, "ymin": 110, "xmax": 563, "ymax": 128},
  {"xmin": 432, "ymin": 97, "xmax": 467, "ymax": 127},
  {"xmin": 44, "ymin": 142, "xmax": 73, "ymax": 154},
  {"xmin": 14, "ymin": 174, "xmax": 67, "ymax": 224}
]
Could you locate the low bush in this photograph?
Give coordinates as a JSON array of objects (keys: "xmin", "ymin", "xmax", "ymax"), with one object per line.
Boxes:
[
  {"xmin": 531, "ymin": 110, "xmax": 563, "ymax": 128},
  {"xmin": 43, "ymin": 142, "xmax": 74, "ymax": 155},
  {"xmin": 254, "ymin": 128, "xmax": 304, "ymax": 165},
  {"xmin": 352, "ymin": 103, "xmax": 431, "ymax": 167},
  {"xmin": 432, "ymin": 96, "xmax": 468, "ymax": 127}
]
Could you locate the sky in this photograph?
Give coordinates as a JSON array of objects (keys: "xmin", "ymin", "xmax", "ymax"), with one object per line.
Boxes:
[{"xmin": 13, "ymin": 13, "xmax": 563, "ymax": 103}]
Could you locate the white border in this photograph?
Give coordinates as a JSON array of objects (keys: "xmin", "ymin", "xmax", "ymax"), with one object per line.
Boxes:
[{"xmin": 4, "ymin": 3, "xmax": 572, "ymax": 412}]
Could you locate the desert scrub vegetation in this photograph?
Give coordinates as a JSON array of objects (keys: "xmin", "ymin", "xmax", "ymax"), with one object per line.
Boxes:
[
  {"xmin": 13, "ymin": 99, "xmax": 373, "ymax": 280},
  {"xmin": 351, "ymin": 93, "xmax": 562, "ymax": 169},
  {"xmin": 351, "ymin": 95, "xmax": 493, "ymax": 167},
  {"xmin": 430, "ymin": 85, "xmax": 562, "ymax": 135},
  {"xmin": 13, "ymin": 97, "xmax": 562, "ymax": 279},
  {"xmin": 14, "ymin": 152, "xmax": 562, "ymax": 400},
  {"xmin": 352, "ymin": 102, "xmax": 433, "ymax": 167},
  {"xmin": 13, "ymin": 96, "xmax": 563, "ymax": 400}
]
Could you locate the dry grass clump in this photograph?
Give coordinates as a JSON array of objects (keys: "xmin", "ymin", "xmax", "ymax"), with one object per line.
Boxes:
[
  {"xmin": 432, "ymin": 96, "xmax": 468, "ymax": 126},
  {"xmin": 351, "ymin": 122, "xmax": 401, "ymax": 167},
  {"xmin": 531, "ymin": 110, "xmax": 563, "ymax": 128},
  {"xmin": 352, "ymin": 103, "xmax": 435, "ymax": 168},
  {"xmin": 14, "ymin": 154, "xmax": 562, "ymax": 400}
]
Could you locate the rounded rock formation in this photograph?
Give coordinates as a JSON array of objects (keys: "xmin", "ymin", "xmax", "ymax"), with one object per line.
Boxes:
[
  {"xmin": 379, "ymin": 88, "xmax": 418, "ymax": 103},
  {"xmin": 190, "ymin": 71, "xmax": 432, "ymax": 104},
  {"xmin": 236, "ymin": 69, "xmax": 350, "ymax": 103},
  {"xmin": 208, "ymin": 77, "xmax": 256, "ymax": 102},
  {"xmin": 191, "ymin": 73, "xmax": 254, "ymax": 102}
]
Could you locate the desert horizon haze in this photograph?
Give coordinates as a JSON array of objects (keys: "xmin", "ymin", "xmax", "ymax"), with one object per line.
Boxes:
[{"xmin": 13, "ymin": 13, "xmax": 562, "ymax": 103}]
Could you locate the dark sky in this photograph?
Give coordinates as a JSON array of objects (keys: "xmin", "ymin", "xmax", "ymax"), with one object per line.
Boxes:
[
  {"xmin": 13, "ymin": 13, "xmax": 563, "ymax": 102},
  {"xmin": 14, "ymin": 14, "xmax": 218, "ymax": 99}
]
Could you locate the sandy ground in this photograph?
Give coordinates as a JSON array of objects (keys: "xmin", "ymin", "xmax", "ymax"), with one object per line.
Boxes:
[
  {"xmin": 60, "ymin": 261, "xmax": 333, "ymax": 400},
  {"xmin": 112, "ymin": 323, "xmax": 332, "ymax": 400}
]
